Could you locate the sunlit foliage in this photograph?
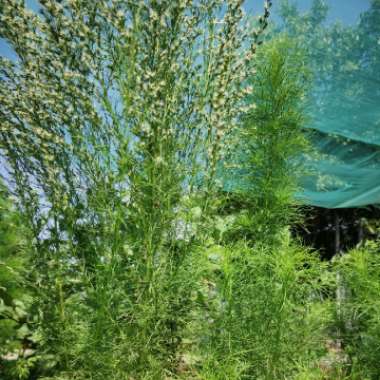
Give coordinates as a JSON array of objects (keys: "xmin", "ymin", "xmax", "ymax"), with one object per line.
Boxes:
[{"xmin": 0, "ymin": 1, "xmax": 272, "ymax": 378}]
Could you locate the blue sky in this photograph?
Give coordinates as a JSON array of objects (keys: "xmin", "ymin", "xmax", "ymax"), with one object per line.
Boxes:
[{"xmin": 271, "ymin": 0, "xmax": 371, "ymax": 24}]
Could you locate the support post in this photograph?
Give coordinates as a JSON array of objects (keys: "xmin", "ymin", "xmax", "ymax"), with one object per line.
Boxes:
[{"xmin": 334, "ymin": 210, "xmax": 344, "ymax": 349}]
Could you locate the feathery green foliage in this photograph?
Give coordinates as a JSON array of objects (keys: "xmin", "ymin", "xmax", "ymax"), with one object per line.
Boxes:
[
  {"xmin": 0, "ymin": 0, "xmax": 272, "ymax": 378},
  {"xmin": 0, "ymin": 1, "xmax": 379, "ymax": 379},
  {"xmin": 198, "ymin": 239, "xmax": 331, "ymax": 380},
  {"xmin": 224, "ymin": 35, "xmax": 310, "ymax": 245},
  {"xmin": 0, "ymin": 185, "xmax": 35, "ymax": 380},
  {"xmin": 195, "ymin": 36, "xmax": 331, "ymax": 380},
  {"xmin": 335, "ymin": 243, "xmax": 380, "ymax": 379}
]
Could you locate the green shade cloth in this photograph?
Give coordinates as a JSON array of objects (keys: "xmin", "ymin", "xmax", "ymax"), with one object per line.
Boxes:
[{"xmin": 285, "ymin": 0, "xmax": 380, "ymax": 208}]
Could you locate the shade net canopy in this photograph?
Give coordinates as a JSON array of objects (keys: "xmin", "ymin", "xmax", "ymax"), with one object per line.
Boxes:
[{"xmin": 277, "ymin": 0, "xmax": 380, "ymax": 208}]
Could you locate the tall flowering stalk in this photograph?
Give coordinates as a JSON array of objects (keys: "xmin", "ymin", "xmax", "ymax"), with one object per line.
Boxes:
[{"xmin": 0, "ymin": 0, "xmax": 271, "ymax": 378}]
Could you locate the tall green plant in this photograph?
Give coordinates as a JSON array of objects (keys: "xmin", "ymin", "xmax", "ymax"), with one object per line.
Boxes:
[
  {"xmin": 196, "ymin": 36, "xmax": 328, "ymax": 380},
  {"xmin": 0, "ymin": 1, "xmax": 272, "ymax": 378},
  {"xmin": 224, "ymin": 35, "xmax": 310, "ymax": 245}
]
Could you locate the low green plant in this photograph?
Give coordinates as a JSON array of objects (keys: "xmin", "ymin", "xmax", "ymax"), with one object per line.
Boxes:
[
  {"xmin": 197, "ymin": 237, "xmax": 331, "ymax": 380},
  {"xmin": 334, "ymin": 242, "xmax": 380, "ymax": 380},
  {"xmin": 0, "ymin": 185, "xmax": 35, "ymax": 380}
]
